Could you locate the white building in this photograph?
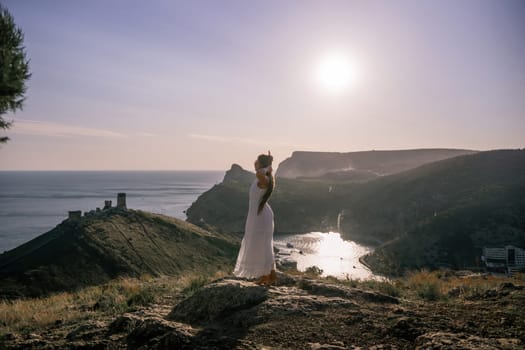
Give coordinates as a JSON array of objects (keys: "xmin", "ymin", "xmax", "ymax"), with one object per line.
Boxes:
[{"xmin": 482, "ymin": 245, "xmax": 525, "ymax": 274}]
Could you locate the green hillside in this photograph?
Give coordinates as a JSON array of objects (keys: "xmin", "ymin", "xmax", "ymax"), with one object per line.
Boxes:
[
  {"xmin": 337, "ymin": 149, "xmax": 525, "ymax": 242},
  {"xmin": 0, "ymin": 208, "xmax": 239, "ymax": 298},
  {"xmin": 362, "ymin": 178, "xmax": 525, "ymax": 275}
]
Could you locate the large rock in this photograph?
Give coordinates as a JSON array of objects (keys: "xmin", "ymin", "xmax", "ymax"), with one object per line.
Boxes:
[
  {"xmin": 127, "ymin": 317, "xmax": 195, "ymax": 350},
  {"xmin": 298, "ymin": 279, "xmax": 399, "ymax": 304},
  {"xmin": 109, "ymin": 313, "xmax": 196, "ymax": 350},
  {"xmin": 167, "ymin": 279, "xmax": 268, "ymax": 325}
]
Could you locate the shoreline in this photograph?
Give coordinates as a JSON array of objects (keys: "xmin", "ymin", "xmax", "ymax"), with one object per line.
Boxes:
[{"xmin": 274, "ymin": 231, "xmax": 379, "ymax": 280}]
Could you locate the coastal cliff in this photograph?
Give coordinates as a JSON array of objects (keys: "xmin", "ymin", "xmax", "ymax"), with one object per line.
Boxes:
[
  {"xmin": 276, "ymin": 149, "xmax": 477, "ymax": 179},
  {"xmin": 186, "ymin": 163, "xmax": 338, "ymax": 236},
  {"xmin": 187, "ymin": 150, "xmax": 525, "ymax": 274}
]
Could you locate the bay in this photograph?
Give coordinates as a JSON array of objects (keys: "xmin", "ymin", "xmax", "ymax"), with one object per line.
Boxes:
[{"xmin": 274, "ymin": 232, "xmax": 379, "ymax": 280}]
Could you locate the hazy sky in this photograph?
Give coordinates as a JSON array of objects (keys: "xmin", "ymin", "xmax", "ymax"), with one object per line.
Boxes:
[{"xmin": 1, "ymin": 0, "xmax": 524, "ymax": 170}]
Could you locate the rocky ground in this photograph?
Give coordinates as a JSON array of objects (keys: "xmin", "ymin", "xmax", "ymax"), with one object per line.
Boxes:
[{"xmin": 3, "ymin": 273, "xmax": 525, "ymax": 349}]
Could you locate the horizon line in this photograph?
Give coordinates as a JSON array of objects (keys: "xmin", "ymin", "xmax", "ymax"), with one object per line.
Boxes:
[{"xmin": 0, "ymin": 169, "xmax": 228, "ymax": 172}]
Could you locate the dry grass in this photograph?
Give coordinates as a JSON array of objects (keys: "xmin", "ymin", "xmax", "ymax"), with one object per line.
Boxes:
[
  {"xmin": 405, "ymin": 270, "xmax": 444, "ymax": 300},
  {"xmin": 317, "ymin": 269, "xmax": 525, "ymax": 301},
  {"xmin": 1, "ymin": 268, "xmax": 522, "ymax": 335},
  {"xmin": 0, "ymin": 270, "xmax": 229, "ymax": 334},
  {"xmin": 0, "ymin": 276, "xmax": 145, "ymax": 334},
  {"xmin": 1, "ymin": 291, "xmax": 78, "ymax": 334},
  {"xmin": 404, "ymin": 269, "xmax": 525, "ymax": 301}
]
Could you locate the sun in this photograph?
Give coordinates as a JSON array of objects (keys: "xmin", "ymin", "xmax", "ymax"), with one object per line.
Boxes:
[{"xmin": 314, "ymin": 52, "xmax": 357, "ymax": 95}]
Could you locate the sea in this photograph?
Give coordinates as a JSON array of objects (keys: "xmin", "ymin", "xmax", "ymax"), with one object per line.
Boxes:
[
  {"xmin": 0, "ymin": 171, "xmax": 224, "ymax": 253},
  {"xmin": 0, "ymin": 170, "xmax": 377, "ymax": 279}
]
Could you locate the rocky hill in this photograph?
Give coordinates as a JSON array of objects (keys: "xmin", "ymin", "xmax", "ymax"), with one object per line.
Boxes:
[
  {"xmin": 0, "ymin": 208, "xmax": 239, "ymax": 298},
  {"xmin": 187, "ymin": 150, "xmax": 525, "ymax": 273},
  {"xmin": 3, "ymin": 272, "xmax": 524, "ymax": 349},
  {"xmin": 276, "ymin": 148, "xmax": 476, "ymax": 179}
]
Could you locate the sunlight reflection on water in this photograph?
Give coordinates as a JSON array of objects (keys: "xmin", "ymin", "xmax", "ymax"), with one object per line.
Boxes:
[{"xmin": 274, "ymin": 231, "xmax": 379, "ymax": 280}]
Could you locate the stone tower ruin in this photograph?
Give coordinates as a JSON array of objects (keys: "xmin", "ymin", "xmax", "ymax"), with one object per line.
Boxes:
[{"xmin": 117, "ymin": 192, "xmax": 127, "ymax": 209}]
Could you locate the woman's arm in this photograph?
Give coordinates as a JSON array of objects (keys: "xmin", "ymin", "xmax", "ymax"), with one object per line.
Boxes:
[{"xmin": 256, "ymin": 168, "xmax": 270, "ymax": 189}]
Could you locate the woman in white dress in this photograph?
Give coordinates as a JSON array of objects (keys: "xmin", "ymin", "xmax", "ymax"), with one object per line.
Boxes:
[{"xmin": 233, "ymin": 152, "xmax": 276, "ymax": 285}]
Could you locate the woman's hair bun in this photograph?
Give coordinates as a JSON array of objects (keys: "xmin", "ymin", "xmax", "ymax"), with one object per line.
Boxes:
[{"xmin": 257, "ymin": 153, "xmax": 273, "ymax": 167}]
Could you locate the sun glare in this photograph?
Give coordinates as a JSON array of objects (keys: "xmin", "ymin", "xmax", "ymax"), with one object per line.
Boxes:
[{"xmin": 314, "ymin": 52, "xmax": 357, "ymax": 95}]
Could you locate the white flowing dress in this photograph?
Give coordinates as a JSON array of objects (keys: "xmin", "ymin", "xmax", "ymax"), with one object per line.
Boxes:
[{"xmin": 233, "ymin": 177, "xmax": 275, "ymax": 278}]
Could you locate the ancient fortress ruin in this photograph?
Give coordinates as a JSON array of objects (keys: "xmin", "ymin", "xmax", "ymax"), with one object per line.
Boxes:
[{"xmin": 68, "ymin": 192, "xmax": 127, "ymax": 221}]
